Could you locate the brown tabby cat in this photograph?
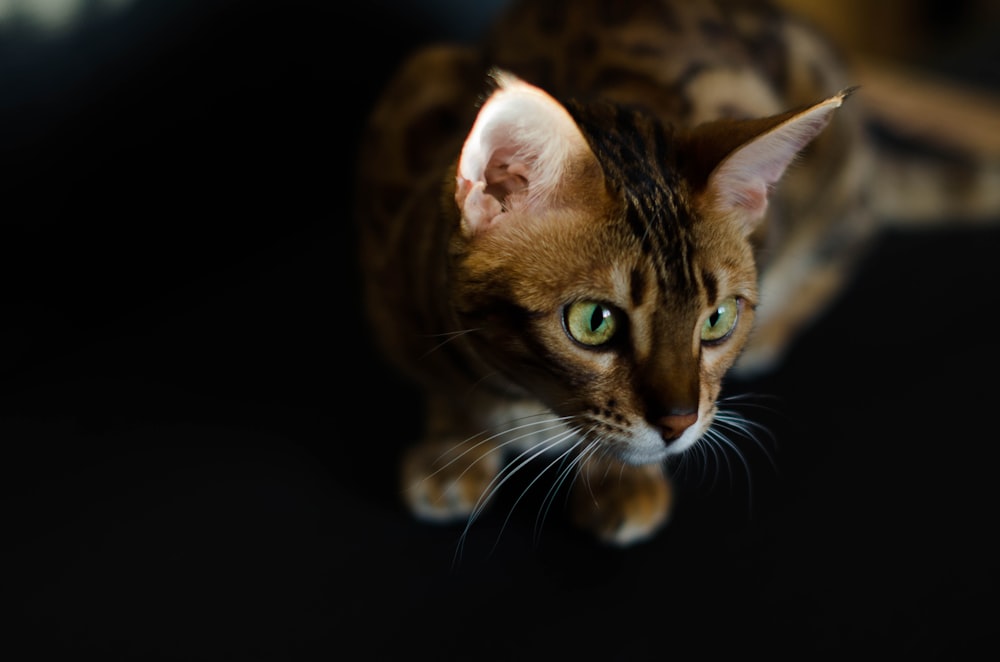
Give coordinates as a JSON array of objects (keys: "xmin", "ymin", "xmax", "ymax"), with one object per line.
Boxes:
[{"xmin": 354, "ymin": 0, "xmax": 1000, "ymax": 546}]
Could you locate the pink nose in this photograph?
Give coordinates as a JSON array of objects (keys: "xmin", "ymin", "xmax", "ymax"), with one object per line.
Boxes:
[{"xmin": 656, "ymin": 412, "xmax": 697, "ymax": 443}]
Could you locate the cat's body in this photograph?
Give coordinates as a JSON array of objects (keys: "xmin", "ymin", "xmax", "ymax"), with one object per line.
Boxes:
[{"xmin": 354, "ymin": 0, "xmax": 1000, "ymax": 546}]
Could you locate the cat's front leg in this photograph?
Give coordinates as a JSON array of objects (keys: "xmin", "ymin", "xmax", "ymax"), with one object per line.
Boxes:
[
  {"xmin": 400, "ymin": 439, "xmax": 503, "ymax": 524},
  {"xmin": 569, "ymin": 457, "xmax": 672, "ymax": 547},
  {"xmin": 400, "ymin": 394, "xmax": 556, "ymax": 523}
]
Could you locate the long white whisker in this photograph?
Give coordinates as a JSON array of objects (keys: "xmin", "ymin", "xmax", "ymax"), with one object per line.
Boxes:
[
  {"xmin": 534, "ymin": 433, "xmax": 602, "ymax": 543},
  {"xmin": 423, "ymin": 416, "xmax": 574, "ymax": 484},
  {"xmin": 718, "ymin": 393, "xmax": 781, "ymax": 441},
  {"xmin": 572, "ymin": 437, "xmax": 620, "ymax": 509},
  {"xmin": 465, "ymin": 428, "xmax": 572, "ymax": 528},
  {"xmin": 688, "ymin": 434, "xmax": 711, "ymax": 490},
  {"xmin": 703, "ymin": 431, "xmax": 724, "ymax": 492},
  {"xmin": 453, "ymin": 423, "xmax": 575, "ymax": 563},
  {"xmin": 488, "ymin": 428, "xmax": 584, "ymax": 553},
  {"xmin": 662, "ymin": 394, "xmax": 778, "ymax": 527},
  {"xmin": 699, "ymin": 416, "xmax": 760, "ymax": 521},
  {"xmin": 713, "ymin": 408, "xmax": 779, "ymax": 475},
  {"xmin": 708, "ymin": 428, "xmax": 755, "ymax": 517}
]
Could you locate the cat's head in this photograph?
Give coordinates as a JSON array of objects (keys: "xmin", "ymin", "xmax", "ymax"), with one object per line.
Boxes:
[{"xmin": 449, "ymin": 70, "xmax": 847, "ymax": 464}]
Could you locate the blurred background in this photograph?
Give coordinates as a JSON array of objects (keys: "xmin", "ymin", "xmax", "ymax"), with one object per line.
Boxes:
[{"xmin": 2, "ymin": 1, "xmax": 998, "ymax": 659}]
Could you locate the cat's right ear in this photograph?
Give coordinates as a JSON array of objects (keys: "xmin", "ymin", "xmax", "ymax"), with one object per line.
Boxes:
[
  {"xmin": 681, "ymin": 89, "xmax": 854, "ymax": 234},
  {"xmin": 455, "ymin": 70, "xmax": 592, "ymax": 236}
]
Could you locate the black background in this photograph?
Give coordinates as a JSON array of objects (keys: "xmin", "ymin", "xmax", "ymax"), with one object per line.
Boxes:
[{"xmin": 3, "ymin": 1, "xmax": 998, "ymax": 659}]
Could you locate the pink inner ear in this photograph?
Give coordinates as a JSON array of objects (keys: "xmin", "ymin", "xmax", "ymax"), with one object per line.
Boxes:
[
  {"xmin": 483, "ymin": 151, "xmax": 530, "ymax": 202},
  {"xmin": 712, "ymin": 137, "xmax": 801, "ymax": 218},
  {"xmin": 456, "ymin": 176, "xmax": 505, "ymax": 232},
  {"xmin": 707, "ymin": 93, "xmax": 846, "ymax": 230},
  {"xmin": 713, "ymin": 130, "xmax": 814, "ymax": 218},
  {"xmin": 726, "ymin": 180, "xmax": 768, "ymax": 214},
  {"xmin": 455, "ymin": 71, "xmax": 590, "ymax": 235}
]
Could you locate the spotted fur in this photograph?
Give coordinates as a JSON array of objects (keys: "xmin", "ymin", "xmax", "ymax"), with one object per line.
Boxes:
[{"xmin": 354, "ymin": 0, "xmax": 1000, "ymax": 546}]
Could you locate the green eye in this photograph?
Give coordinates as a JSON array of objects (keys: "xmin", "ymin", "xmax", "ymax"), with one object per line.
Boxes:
[
  {"xmin": 701, "ymin": 296, "xmax": 740, "ymax": 343},
  {"xmin": 565, "ymin": 301, "xmax": 618, "ymax": 346}
]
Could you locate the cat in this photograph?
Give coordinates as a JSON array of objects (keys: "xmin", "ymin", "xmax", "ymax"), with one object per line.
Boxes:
[{"xmin": 353, "ymin": 0, "xmax": 1000, "ymax": 546}]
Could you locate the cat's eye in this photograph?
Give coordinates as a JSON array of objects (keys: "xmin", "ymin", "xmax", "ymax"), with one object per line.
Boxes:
[
  {"xmin": 701, "ymin": 296, "xmax": 740, "ymax": 343},
  {"xmin": 564, "ymin": 301, "xmax": 619, "ymax": 347}
]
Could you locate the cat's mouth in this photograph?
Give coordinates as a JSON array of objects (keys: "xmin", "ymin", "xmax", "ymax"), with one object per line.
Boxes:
[{"xmin": 587, "ymin": 415, "xmax": 707, "ymax": 466}]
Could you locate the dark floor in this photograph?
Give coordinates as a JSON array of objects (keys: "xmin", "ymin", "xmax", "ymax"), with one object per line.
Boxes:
[{"xmin": 2, "ymin": 1, "xmax": 998, "ymax": 659}]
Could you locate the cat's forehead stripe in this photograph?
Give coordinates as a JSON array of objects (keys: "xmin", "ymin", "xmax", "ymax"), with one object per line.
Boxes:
[
  {"xmin": 569, "ymin": 101, "xmax": 698, "ymax": 294},
  {"xmin": 701, "ymin": 269, "xmax": 718, "ymax": 307},
  {"xmin": 626, "ymin": 190, "xmax": 695, "ymax": 295},
  {"xmin": 629, "ymin": 267, "xmax": 646, "ymax": 307}
]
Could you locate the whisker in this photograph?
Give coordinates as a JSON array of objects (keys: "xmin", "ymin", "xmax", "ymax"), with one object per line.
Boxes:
[
  {"xmin": 663, "ymin": 395, "xmax": 778, "ymax": 526},
  {"xmin": 422, "ymin": 415, "xmax": 574, "ymax": 485},
  {"xmin": 441, "ymin": 391, "xmax": 779, "ymax": 559},
  {"xmin": 570, "ymin": 436, "xmax": 623, "ymax": 512},
  {"xmin": 702, "ymin": 427, "xmax": 756, "ymax": 518},
  {"xmin": 713, "ymin": 408, "xmax": 778, "ymax": 475},
  {"xmin": 465, "ymin": 427, "xmax": 573, "ymax": 528},
  {"xmin": 535, "ymin": 433, "xmax": 602, "ymax": 544},
  {"xmin": 703, "ymin": 431, "xmax": 725, "ymax": 492},
  {"xmin": 718, "ymin": 393, "xmax": 783, "ymax": 443},
  {"xmin": 682, "ymin": 434, "xmax": 712, "ymax": 490},
  {"xmin": 489, "ymin": 428, "xmax": 585, "ymax": 553},
  {"xmin": 417, "ymin": 327, "xmax": 482, "ymax": 360},
  {"xmin": 452, "ymin": 421, "xmax": 577, "ymax": 563}
]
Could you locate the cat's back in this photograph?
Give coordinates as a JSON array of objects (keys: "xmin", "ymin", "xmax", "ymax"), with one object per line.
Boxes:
[{"xmin": 485, "ymin": 0, "xmax": 852, "ymax": 124}]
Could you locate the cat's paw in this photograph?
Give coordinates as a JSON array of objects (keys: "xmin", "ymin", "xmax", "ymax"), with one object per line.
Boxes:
[
  {"xmin": 569, "ymin": 461, "xmax": 672, "ymax": 547},
  {"xmin": 400, "ymin": 439, "xmax": 503, "ymax": 523}
]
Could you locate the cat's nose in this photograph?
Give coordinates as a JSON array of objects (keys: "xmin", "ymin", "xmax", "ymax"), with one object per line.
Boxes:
[{"xmin": 656, "ymin": 412, "xmax": 697, "ymax": 443}]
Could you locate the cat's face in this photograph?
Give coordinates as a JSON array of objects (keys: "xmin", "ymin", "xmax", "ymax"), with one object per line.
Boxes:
[
  {"xmin": 451, "ymin": 174, "xmax": 758, "ymax": 464},
  {"xmin": 448, "ymin": 70, "xmax": 845, "ymax": 465}
]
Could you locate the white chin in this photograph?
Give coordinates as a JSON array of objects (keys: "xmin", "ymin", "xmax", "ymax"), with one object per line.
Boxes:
[
  {"xmin": 616, "ymin": 429, "xmax": 670, "ymax": 465},
  {"xmin": 664, "ymin": 430, "xmax": 701, "ymax": 455},
  {"xmin": 619, "ymin": 425, "xmax": 702, "ymax": 464}
]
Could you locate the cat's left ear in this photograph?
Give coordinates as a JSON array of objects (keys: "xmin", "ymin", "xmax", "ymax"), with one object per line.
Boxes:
[
  {"xmin": 682, "ymin": 89, "xmax": 855, "ymax": 233},
  {"xmin": 454, "ymin": 69, "xmax": 594, "ymax": 236}
]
